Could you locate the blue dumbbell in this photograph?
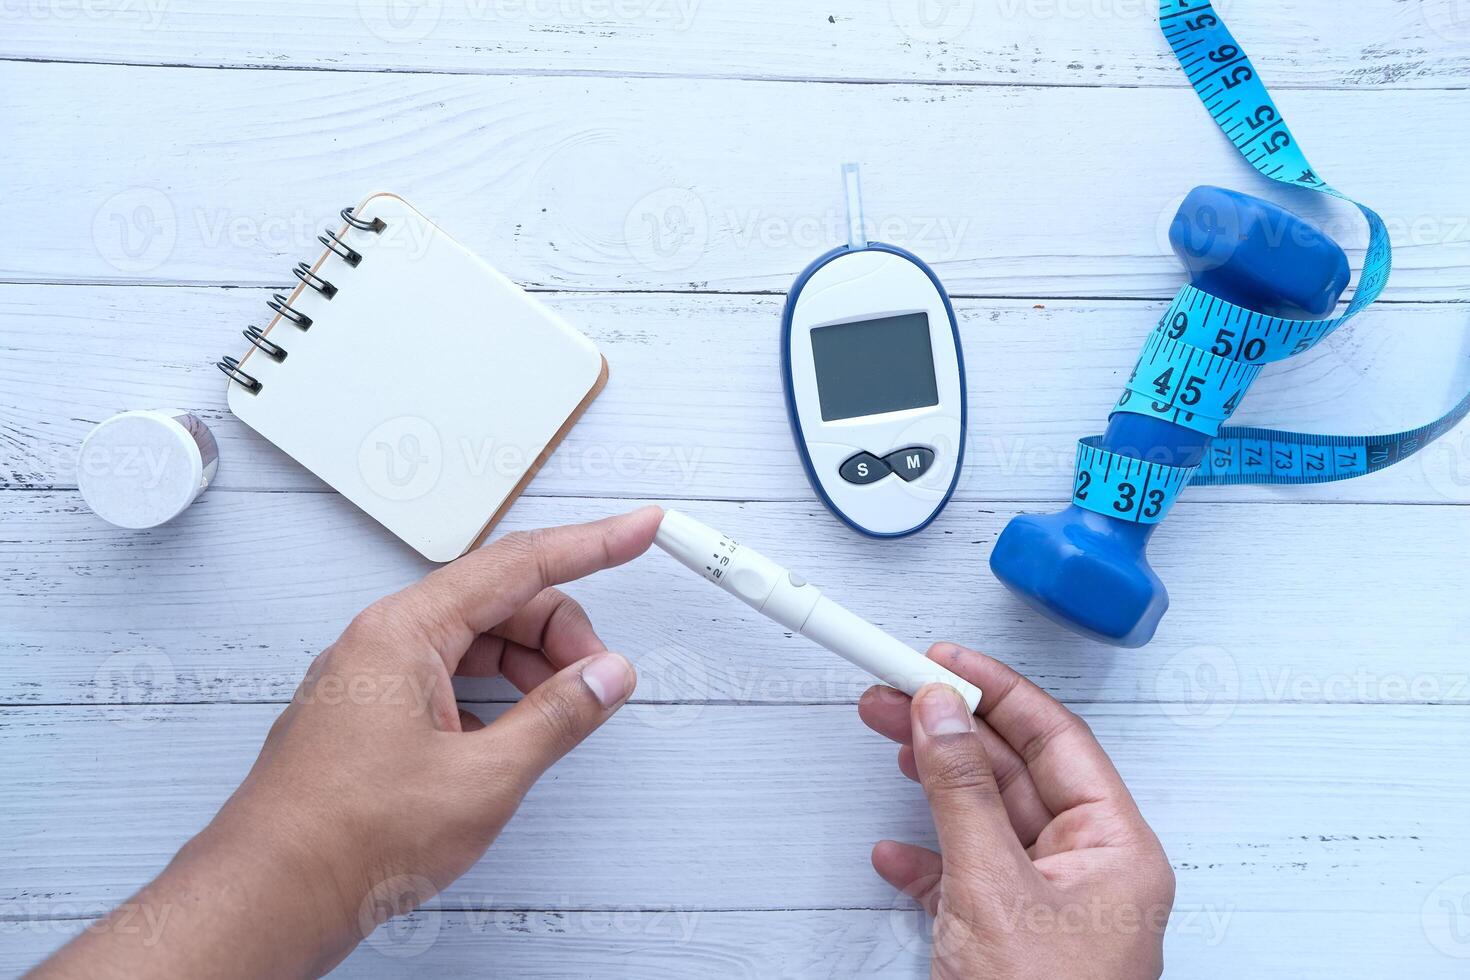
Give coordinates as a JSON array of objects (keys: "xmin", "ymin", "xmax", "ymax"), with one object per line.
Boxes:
[{"xmin": 988, "ymin": 186, "xmax": 1351, "ymax": 647}]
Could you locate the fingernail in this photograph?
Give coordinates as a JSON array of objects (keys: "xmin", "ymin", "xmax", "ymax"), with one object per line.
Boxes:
[
  {"xmin": 581, "ymin": 653, "xmax": 633, "ymax": 709},
  {"xmin": 917, "ymin": 684, "xmax": 973, "ymax": 737}
]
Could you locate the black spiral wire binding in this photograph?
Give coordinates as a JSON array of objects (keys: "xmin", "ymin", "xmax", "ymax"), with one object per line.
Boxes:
[
  {"xmin": 268, "ymin": 293, "xmax": 314, "ymax": 329},
  {"xmin": 293, "ymin": 262, "xmax": 338, "ymax": 299},
  {"xmin": 319, "ymin": 229, "xmax": 362, "ymax": 267},
  {"xmin": 216, "ymin": 205, "xmax": 389, "ymax": 394},
  {"xmin": 243, "ymin": 325, "xmax": 287, "ymax": 362},
  {"xmin": 341, "ymin": 206, "xmax": 386, "ymax": 233},
  {"xmin": 218, "ymin": 356, "xmax": 262, "ymax": 394}
]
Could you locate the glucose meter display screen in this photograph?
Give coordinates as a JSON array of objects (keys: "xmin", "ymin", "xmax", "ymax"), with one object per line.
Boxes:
[{"xmin": 810, "ymin": 313, "xmax": 940, "ymax": 421}]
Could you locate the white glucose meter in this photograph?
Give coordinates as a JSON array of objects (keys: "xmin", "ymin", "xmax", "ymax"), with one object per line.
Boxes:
[{"xmin": 781, "ymin": 165, "xmax": 967, "ymax": 538}]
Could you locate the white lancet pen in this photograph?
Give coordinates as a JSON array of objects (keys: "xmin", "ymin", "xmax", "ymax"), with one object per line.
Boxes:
[{"xmin": 654, "ymin": 510, "xmax": 982, "ymax": 712}]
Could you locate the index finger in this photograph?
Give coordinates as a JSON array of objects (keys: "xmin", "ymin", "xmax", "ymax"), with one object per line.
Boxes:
[
  {"xmin": 926, "ymin": 644, "xmax": 1137, "ymax": 818},
  {"xmin": 403, "ymin": 506, "xmax": 663, "ymax": 664}
]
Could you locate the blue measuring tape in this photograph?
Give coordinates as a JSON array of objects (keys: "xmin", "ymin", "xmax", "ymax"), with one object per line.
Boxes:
[{"xmin": 1070, "ymin": 0, "xmax": 1470, "ymax": 524}]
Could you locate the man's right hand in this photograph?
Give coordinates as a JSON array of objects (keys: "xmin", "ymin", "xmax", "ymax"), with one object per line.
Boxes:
[{"xmin": 858, "ymin": 645, "xmax": 1175, "ymax": 979}]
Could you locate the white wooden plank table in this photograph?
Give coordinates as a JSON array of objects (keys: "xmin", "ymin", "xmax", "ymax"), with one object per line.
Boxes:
[{"xmin": 3, "ymin": 4, "xmax": 1470, "ymax": 977}]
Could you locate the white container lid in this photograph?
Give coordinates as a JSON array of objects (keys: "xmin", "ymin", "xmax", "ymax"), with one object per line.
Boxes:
[{"xmin": 77, "ymin": 411, "xmax": 209, "ymax": 529}]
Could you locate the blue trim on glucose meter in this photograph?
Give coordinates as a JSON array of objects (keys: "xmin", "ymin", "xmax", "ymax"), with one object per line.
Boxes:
[{"xmin": 781, "ymin": 242, "xmax": 967, "ymax": 539}]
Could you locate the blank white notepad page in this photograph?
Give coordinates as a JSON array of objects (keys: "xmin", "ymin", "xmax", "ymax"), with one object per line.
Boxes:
[{"xmin": 228, "ymin": 192, "xmax": 606, "ymax": 562}]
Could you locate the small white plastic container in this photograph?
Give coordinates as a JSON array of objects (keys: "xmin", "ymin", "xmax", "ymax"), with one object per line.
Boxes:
[{"xmin": 77, "ymin": 411, "xmax": 220, "ymax": 529}]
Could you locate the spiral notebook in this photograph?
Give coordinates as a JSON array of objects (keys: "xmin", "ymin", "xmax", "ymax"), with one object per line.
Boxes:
[{"xmin": 218, "ymin": 192, "xmax": 608, "ymax": 562}]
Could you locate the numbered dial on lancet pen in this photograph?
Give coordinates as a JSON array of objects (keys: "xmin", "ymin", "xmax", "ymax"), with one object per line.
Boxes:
[{"xmin": 703, "ymin": 535, "xmax": 739, "ymax": 584}]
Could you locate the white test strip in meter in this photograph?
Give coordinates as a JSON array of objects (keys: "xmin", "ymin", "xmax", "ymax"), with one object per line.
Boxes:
[{"xmin": 654, "ymin": 510, "xmax": 982, "ymax": 712}]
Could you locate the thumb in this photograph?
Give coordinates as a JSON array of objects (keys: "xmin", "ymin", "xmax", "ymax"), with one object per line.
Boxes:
[
  {"xmin": 476, "ymin": 652, "xmax": 636, "ymax": 791},
  {"xmin": 910, "ymin": 684, "xmax": 1031, "ymax": 879}
]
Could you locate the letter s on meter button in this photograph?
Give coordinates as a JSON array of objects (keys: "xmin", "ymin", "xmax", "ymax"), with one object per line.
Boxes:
[{"xmin": 839, "ymin": 451, "xmax": 891, "ymax": 485}]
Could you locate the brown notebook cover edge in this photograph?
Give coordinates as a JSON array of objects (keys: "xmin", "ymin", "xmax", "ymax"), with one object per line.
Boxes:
[{"xmin": 462, "ymin": 354, "xmax": 611, "ymax": 558}]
